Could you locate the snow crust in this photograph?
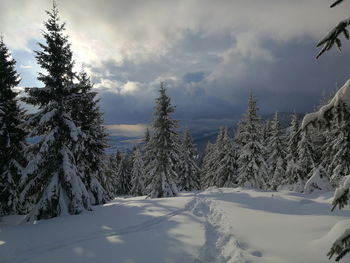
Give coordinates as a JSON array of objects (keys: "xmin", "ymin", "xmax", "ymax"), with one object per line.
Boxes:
[{"xmin": 1, "ymin": 188, "xmax": 349, "ymax": 263}]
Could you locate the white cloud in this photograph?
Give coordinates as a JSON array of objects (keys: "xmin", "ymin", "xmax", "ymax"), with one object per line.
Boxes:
[
  {"xmin": 20, "ymin": 65, "xmax": 33, "ymax": 69},
  {"xmin": 120, "ymin": 81, "xmax": 140, "ymax": 94},
  {"xmin": 2, "ymin": 0, "xmax": 350, "ymax": 125},
  {"xmin": 106, "ymin": 123, "xmax": 149, "ymax": 137},
  {"xmin": 1, "ymin": 0, "xmax": 349, "ymax": 67}
]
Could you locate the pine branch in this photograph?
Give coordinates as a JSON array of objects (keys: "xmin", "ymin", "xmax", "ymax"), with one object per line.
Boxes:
[
  {"xmin": 316, "ymin": 17, "xmax": 350, "ymax": 58},
  {"xmin": 328, "ymin": 229, "xmax": 350, "ymax": 261},
  {"xmin": 331, "ymin": 0, "xmax": 346, "ymax": 8}
]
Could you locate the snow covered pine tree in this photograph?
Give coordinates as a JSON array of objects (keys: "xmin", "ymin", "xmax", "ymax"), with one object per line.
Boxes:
[
  {"xmin": 284, "ymin": 113, "xmax": 302, "ymax": 191},
  {"xmin": 144, "ymin": 83, "xmax": 180, "ymax": 198},
  {"xmin": 200, "ymin": 142, "xmax": 215, "ymax": 189},
  {"xmin": 115, "ymin": 152, "xmax": 132, "ymax": 195},
  {"xmin": 130, "ymin": 146, "xmax": 146, "ymax": 196},
  {"xmin": 302, "ymin": 79, "xmax": 350, "ymax": 261},
  {"xmin": 201, "ymin": 127, "xmax": 225, "ymax": 188},
  {"xmin": 295, "ymin": 129, "xmax": 315, "ymax": 190},
  {"xmin": 74, "ymin": 70, "xmax": 109, "ymax": 205},
  {"xmin": 237, "ymin": 91, "xmax": 268, "ymax": 189},
  {"xmin": 215, "ymin": 128, "xmax": 238, "ymax": 188},
  {"xmin": 178, "ymin": 129, "xmax": 200, "ymax": 191},
  {"xmin": 20, "ymin": 4, "xmax": 92, "ymax": 221},
  {"xmin": 308, "ymin": 0, "xmax": 350, "ymax": 258},
  {"xmin": 0, "ymin": 37, "xmax": 27, "ymax": 216},
  {"xmin": 267, "ymin": 112, "xmax": 286, "ymax": 190}
]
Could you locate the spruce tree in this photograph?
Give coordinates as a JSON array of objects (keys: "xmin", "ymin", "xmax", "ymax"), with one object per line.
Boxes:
[
  {"xmin": 0, "ymin": 37, "xmax": 27, "ymax": 216},
  {"xmin": 296, "ymin": 129, "xmax": 315, "ymax": 187},
  {"xmin": 201, "ymin": 127, "xmax": 225, "ymax": 188},
  {"xmin": 142, "ymin": 128, "xmax": 152, "ymax": 194},
  {"xmin": 284, "ymin": 113, "xmax": 302, "ymax": 191},
  {"xmin": 100, "ymin": 156, "xmax": 116, "ymax": 199},
  {"xmin": 301, "ymin": 80, "xmax": 350, "ymax": 261},
  {"xmin": 237, "ymin": 92, "xmax": 268, "ymax": 189},
  {"xmin": 20, "ymin": 4, "xmax": 91, "ymax": 221},
  {"xmin": 327, "ymin": 101, "xmax": 350, "ymax": 187},
  {"xmin": 115, "ymin": 152, "xmax": 131, "ymax": 195},
  {"xmin": 178, "ymin": 129, "xmax": 200, "ymax": 191},
  {"xmin": 311, "ymin": 2, "xmax": 350, "ymax": 258},
  {"xmin": 144, "ymin": 83, "xmax": 180, "ymax": 198},
  {"xmin": 267, "ymin": 112, "xmax": 286, "ymax": 190},
  {"xmin": 144, "ymin": 128, "xmax": 151, "ymax": 145},
  {"xmin": 261, "ymin": 119, "xmax": 273, "ymax": 162},
  {"xmin": 74, "ymin": 70, "xmax": 109, "ymax": 205},
  {"xmin": 103, "ymin": 151, "xmax": 122, "ymax": 197},
  {"xmin": 215, "ymin": 128, "xmax": 238, "ymax": 188},
  {"xmin": 130, "ymin": 147, "xmax": 145, "ymax": 196},
  {"xmin": 200, "ymin": 142, "xmax": 215, "ymax": 189},
  {"xmin": 304, "ymin": 165, "xmax": 332, "ymax": 194}
]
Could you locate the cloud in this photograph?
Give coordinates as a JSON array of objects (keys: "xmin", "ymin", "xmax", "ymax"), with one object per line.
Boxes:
[
  {"xmin": 106, "ymin": 124, "xmax": 149, "ymax": 137},
  {"xmin": 2, "ymin": 0, "xmax": 350, "ymax": 66},
  {"xmin": 2, "ymin": 0, "xmax": 350, "ymax": 131}
]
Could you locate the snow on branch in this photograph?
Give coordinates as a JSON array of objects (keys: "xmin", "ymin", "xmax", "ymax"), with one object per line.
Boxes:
[
  {"xmin": 63, "ymin": 114, "xmax": 80, "ymax": 141},
  {"xmin": 317, "ymin": 0, "xmax": 350, "ymax": 59},
  {"xmin": 316, "ymin": 17, "xmax": 350, "ymax": 58},
  {"xmin": 301, "ymin": 79, "xmax": 350, "ymax": 129},
  {"xmin": 327, "ymin": 229, "xmax": 350, "ymax": 261},
  {"xmin": 331, "ymin": 0, "xmax": 346, "ymax": 8},
  {"xmin": 39, "ymin": 109, "xmax": 57, "ymax": 126}
]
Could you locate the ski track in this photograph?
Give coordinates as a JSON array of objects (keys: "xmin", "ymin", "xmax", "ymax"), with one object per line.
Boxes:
[
  {"xmin": 5, "ymin": 192, "xmax": 260, "ymax": 263},
  {"xmin": 4, "ymin": 205, "xmax": 187, "ymax": 263}
]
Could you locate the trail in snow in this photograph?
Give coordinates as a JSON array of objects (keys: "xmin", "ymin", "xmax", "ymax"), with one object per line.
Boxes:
[
  {"xmin": 2, "ymin": 189, "xmax": 350, "ymax": 263},
  {"xmin": 4, "ymin": 205, "xmax": 188, "ymax": 263},
  {"xmin": 187, "ymin": 195, "xmax": 261, "ymax": 263}
]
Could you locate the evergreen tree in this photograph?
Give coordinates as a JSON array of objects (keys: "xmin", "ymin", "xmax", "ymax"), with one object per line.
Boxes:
[
  {"xmin": 237, "ymin": 92, "xmax": 268, "ymax": 189},
  {"xmin": 261, "ymin": 119, "xmax": 273, "ymax": 162},
  {"xmin": 312, "ymin": 2, "xmax": 350, "ymax": 258},
  {"xmin": 296, "ymin": 129, "xmax": 315, "ymax": 177},
  {"xmin": 200, "ymin": 142, "xmax": 215, "ymax": 189},
  {"xmin": 284, "ymin": 113, "xmax": 302, "ymax": 191},
  {"xmin": 201, "ymin": 127, "xmax": 225, "ymax": 188},
  {"xmin": 115, "ymin": 152, "xmax": 131, "ymax": 195},
  {"xmin": 327, "ymin": 102, "xmax": 350, "ymax": 186},
  {"xmin": 144, "ymin": 128, "xmax": 151, "ymax": 145},
  {"xmin": 20, "ymin": 4, "xmax": 91, "ymax": 221},
  {"xmin": 99, "ymin": 156, "xmax": 116, "ymax": 199},
  {"xmin": 142, "ymin": 128, "xmax": 152, "ymax": 192},
  {"xmin": 103, "ymin": 151, "xmax": 122, "ymax": 197},
  {"xmin": 130, "ymin": 147, "xmax": 145, "ymax": 196},
  {"xmin": 0, "ymin": 37, "xmax": 27, "ymax": 216},
  {"xmin": 74, "ymin": 70, "xmax": 109, "ymax": 205},
  {"xmin": 326, "ymin": 103, "xmax": 350, "ymax": 261},
  {"xmin": 304, "ymin": 165, "xmax": 332, "ymax": 194},
  {"xmin": 267, "ymin": 112, "xmax": 286, "ymax": 190},
  {"xmin": 301, "ymin": 80, "xmax": 350, "ymax": 261},
  {"xmin": 144, "ymin": 83, "xmax": 180, "ymax": 198},
  {"xmin": 178, "ymin": 129, "xmax": 200, "ymax": 191},
  {"xmin": 215, "ymin": 128, "xmax": 238, "ymax": 188}
]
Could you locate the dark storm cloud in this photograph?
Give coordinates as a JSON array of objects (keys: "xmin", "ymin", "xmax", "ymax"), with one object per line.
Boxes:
[
  {"xmin": 95, "ymin": 33, "xmax": 350, "ymax": 127},
  {"xmin": 1, "ymin": 0, "xmax": 350, "ymax": 130}
]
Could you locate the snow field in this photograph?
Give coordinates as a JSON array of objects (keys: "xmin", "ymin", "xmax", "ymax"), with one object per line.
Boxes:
[{"xmin": 1, "ymin": 188, "xmax": 350, "ymax": 263}]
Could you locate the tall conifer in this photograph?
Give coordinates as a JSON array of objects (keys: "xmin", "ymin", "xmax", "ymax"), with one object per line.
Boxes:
[{"xmin": 0, "ymin": 37, "xmax": 27, "ymax": 215}]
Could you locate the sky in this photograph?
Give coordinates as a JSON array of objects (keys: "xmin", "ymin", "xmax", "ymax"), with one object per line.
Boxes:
[{"xmin": 1, "ymin": 0, "xmax": 350, "ymax": 136}]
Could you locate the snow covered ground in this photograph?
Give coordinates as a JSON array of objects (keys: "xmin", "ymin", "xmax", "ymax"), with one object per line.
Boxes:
[{"xmin": 1, "ymin": 188, "xmax": 350, "ymax": 263}]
